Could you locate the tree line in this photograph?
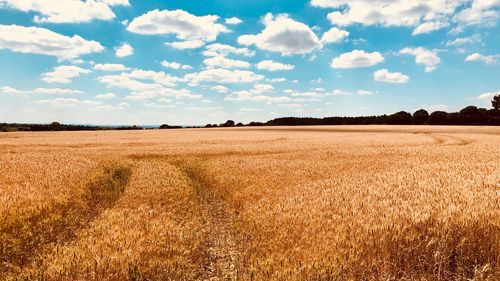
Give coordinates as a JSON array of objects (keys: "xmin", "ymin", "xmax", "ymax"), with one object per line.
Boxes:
[
  {"xmin": 207, "ymin": 95, "xmax": 500, "ymax": 127},
  {"xmin": 1, "ymin": 95, "xmax": 499, "ymax": 131}
]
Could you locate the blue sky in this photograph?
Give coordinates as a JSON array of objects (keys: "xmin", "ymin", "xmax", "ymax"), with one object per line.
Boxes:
[{"xmin": 0, "ymin": 0, "xmax": 499, "ymax": 125}]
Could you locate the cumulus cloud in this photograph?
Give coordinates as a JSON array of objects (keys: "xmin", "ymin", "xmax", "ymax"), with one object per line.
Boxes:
[
  {"xmin": 125, "ymin": 69, "xmax": 183, "ymax": 87},
  {"xmin": 445, "ymin": 34, "xmax": 481, "ymax": 46},
  {"xmin": 41, "ymin": 65, "xmax": 91, "ymax": 83},
  {"xmin": 0, "ymin": 24, "xmax": 103, "ymax": 60},
  {"xmin": 225, "ymin": 17, "xmax": 242, "ymax": 25},
  {"xmin": 165, "ymin": 40, "xmax": 205, "ymax": 50},
  {"xmin": 115, "ymin": 43, "xmax": 133, "ymax": 58},
  {"xmin": 225, "ymin": 91, "xmax": 291, "ymax": 103},
  {"xmin": 238, "ymin": 13, "xmax": 321, "ymax": 55},
  {"xmin": 256, "ymin": 60, "xmax": 295, "ymax": 71},
  {"xmin": 211, "ymin": 85, "xmax": 229, "ymax": 93},
  {"xmin": 97, "ymin": 72, "xmax": 200, "ymax": 101},
  {"xmin": 1, "ymin": 86, "xmax": 82, "ymax": 96},
  {"xmin": 204, "ymin": 56, "xmax": 251, "ymax": 69},
  {"xmin": 477, "ymin": 91, "xmax": 499, "ymax": 100},
  {"xmin": 321, "ymin": 27, "xmax": 349, "ymax": 44},
  {"xmin": 94, "ymin": 63, "xmax": 129, "ymax": 71},
  {"xmin": 311, "ymin": 0, "xmax": 463, "ymax": 32},
  {"xmin": 357, "ymin": 90, "xmax": 374, "ymax": 96},
  {"xmin": 313, "ymin": 0, "xmax": 500, "ymax": 34},
  {"xmin": 454, "ymin": 0, "xmax": 500, "ymax": 27},
  {"xmin": 161, "ymin": 60, "xmax": 193, "ymax": 70},
  {"xmin": 203, "ymin": 43, "xmax": 255, "ymax": 57},
  {"xmin": 96, "ymin": 93, "xmax": 117, "ymax": 99},
  {"xmin": 36, "ymin": 98, "xmax": 103, "ymax": 107},
  {"xmin": 184, "ymin": 68, "xmax": 264, "ymax": 85},
  {"xmin": 465, "ymin": 53, "xmax": 500, "ymax": 64},
  {"xmin": 127, "ymin": 9, "xmax": 229, "ymax": 43},
  {"xmin": 0, "ymin": 0, "xmax": 128, "ymax": 23},
  {"xmin": 400, "ymin": 47, "xmax": 441, "ymax": 72},
  {"xmin": 373, "ymin": 69, "xmax": 410, "ymax": 84},
  {"xmin": 412, "ymin": 21, "xmax": 449, "ymax": 35},
  {"xmin": 331, "ymin": 50, "xmax": 384, "ymax": 69}
]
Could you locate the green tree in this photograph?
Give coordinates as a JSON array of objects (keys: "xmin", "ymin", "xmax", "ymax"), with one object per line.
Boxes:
[
  {"xmin": 493, "ymin": 94, "xmax": 500, "ymax": 110},
  {"xmin": 413, "ymin": 109, "xmax": 429, "ymax": 125}
]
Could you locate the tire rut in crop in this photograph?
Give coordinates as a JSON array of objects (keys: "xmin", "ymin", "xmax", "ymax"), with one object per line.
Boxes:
[
  {"xmin": 178, "ymin": 163, "xmax": 242, "ymax": 280},
  {"xmin": 0, "ymin": 163, "xmax": 132, "ymax": 277}
]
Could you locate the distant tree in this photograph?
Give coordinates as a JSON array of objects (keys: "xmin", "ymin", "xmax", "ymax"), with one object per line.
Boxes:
[
  {"xmin": 236, "ymin": 122, "xmax": 244, "ymax": 126},
  {"xmin": 413, "ymin": 109, "xmax": 429, "ymax": 125},
  {"xmin": 223, "ymin": 120, "xmax": 235, "ymax": 127},
  {"xmin": 429, "ymin": 111, "xmax": 449, "ymax": 125},
  {"xmin": 459, "ymin": 106, "xmax": 479, "ymax": 116},
  {"xmin": 493, "ymin": 94, "xmax": 500, "ymax": 110},
  {"xmin": 159, "ymin": 124, "xmax": 182, "ymax": 129},
  {"xmin": 49, "ymin": 122, "xmax": 61, "ymax": 131},
  {"xmin": 388, "ymin": 111, "xmax": 413, "ymax": 125},
  {"xmin": 205, "ymin": 124, "xmax": 213, "ymax": 128}
]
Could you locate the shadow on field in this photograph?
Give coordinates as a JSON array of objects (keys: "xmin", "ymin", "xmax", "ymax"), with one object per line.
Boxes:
[{"xmin": 0, "ymin": 164, "xmax": 132, "ymax": 277}]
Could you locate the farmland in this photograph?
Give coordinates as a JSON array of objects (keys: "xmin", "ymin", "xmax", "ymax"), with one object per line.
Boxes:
[{"xmin": 0, "ymin": 126, "xmax": 499, "ymax": 280}]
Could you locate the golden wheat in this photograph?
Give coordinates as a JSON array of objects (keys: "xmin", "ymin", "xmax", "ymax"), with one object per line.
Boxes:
[{"xmin": 0, "ymin": 126, "xmax": 498, "ymax": 280}]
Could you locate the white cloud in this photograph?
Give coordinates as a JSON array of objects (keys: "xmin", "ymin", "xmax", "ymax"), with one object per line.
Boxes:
[
  {"xmin": 165, "ymin": 40, "xmax": 205, "ymax": 49},
  {"xmin": 225, "ymin": 92, "xmax": 291, "ymax": 103},
  {"xmin": 127, "ymin": 9, "xmax": 229, "ymax": 43},
  {"xmin": 238, "ymin": 13, "xmax": 321, "ymax": 55},
  {"xmin": 477, "ymin": 91, "xmax": 499, "ymax": 100},
  {"xmin": 465, "ymin": 53, "xmax": 500, "ymax": 64},
  {"xmin": 251, "ymin": 83, "xmax": 274, "ymax": 94},
  {"xmin": 98, "ymin": 72, "xmax": 200, "ymax": 101},
  {"xmin": 0, "ymin": 0, "xmax": 128, "ymax": 24},
  {"xmin": 373, "ymin": 69, "xmax": 410, "ymax": 84},
  {"xmin": 400, "ymin": 47, "xmax": 441, "ymax": 72},
  {"xmin": 94, "ymin": 63, "xmax": 129, "ymax": 71},
  {"xmin": 454, "ymin": 0, "xmax": 500, "ymax": 27},
  {"xmin": 321, "ymin": 27, "xmax": 349, "ymax": 44},
  {"xmin": 445, "ymin": 34, "xmax": 481, "ymax": 46},
  {"xmin": 211, "ymin": 85, "xmax": 229, "ymax": 93},
  {"xmin": 184, "ymin": 68, "xmax": 264, "ymax": 85},
  {"xmin": 1, "ymin": 86, "xmax": 82, "ymax": 96},
  {"xmin": 98, "ymin": 74, "xmax": 163, "ymax": 92},
  {"xmin": 311, "ymin": 0, "xmax": 462, "ymax": 31},
  {"xmin": 37, "ymin": 98, "xmax": 85, "ymax": 107},
  {"xmin": 0, "ymin": 24, "xmax": 103, "ymax": 60},
  {"xmin": 239, "ymin": 107, "xmax": 262, "ymax": 112},
  {"xmin": 96, "ymin": 93, "xmax": 117, "ymax": 99},
  {"xmin": 125, "ymin": 87, "xmax": 201, "ymax": 101},
  {"xmin": 269, "ymin": 77, "xmax": 287, "ymax": 83},
  {"xmin": 291, "ymin": 91, "xmax": 324, "ymax": 98},
  {"xmin": 256, "ymin": 60, "xmax": 295, "ymax": 71},
  {"xmin": 36, "ymin": 98, "xmax": 104, "ymax": 107},
  {"xmin": 328, "ymin": 89, "xmax": 352, "ymax": 96},
  {"xmin": 331, "ymin": 50, "xmax": 384, "ymax": 69},
  {"xmin": 412, "ymin": 21, "xmax": 449, "ymax": 35},
  {"xmin": 125, "ymin": 69, "xmax": 183, "ymax": 87},
  {"xmin": 204, "ymin": 56, "xmax": 251, "ymax": 69},
  {"xmin": 161, "ymin": 60, "xmax": 192, "ymax": 70},
  {"xmin": 115, "ymin": 43, "xmax": 133, "ymax": 58},
  {"xmin": 100, "ymin": 0, "xmax": 129, "ymax": 6},
  {"xmin": 203, "ymin": 43, "xmax": 255, "ymax": 57},
  {"xmin": 423, "ymin": 104, "xmax": 450, "ymax": 111},
  {"xmin": 225, "ymin": 17, "xmax": 242, "ymax": 25},
  {"xmin": 357, "ymin": 90, "xmax": 373, "ymax": 96},
  {"xmin": 41, "ymin": 65, "xmax": 91, "ymax": 83}
]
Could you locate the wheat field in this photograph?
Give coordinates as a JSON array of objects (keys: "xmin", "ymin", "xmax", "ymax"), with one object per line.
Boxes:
[{"xmin": 0, "ymin": 126, "xmax": 499, "ymax": 280}]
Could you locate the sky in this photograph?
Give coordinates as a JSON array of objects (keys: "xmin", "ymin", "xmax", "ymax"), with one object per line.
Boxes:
[{"xmin": 0, "ymin": 0, "xmax": 499, "ymax": 125}]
